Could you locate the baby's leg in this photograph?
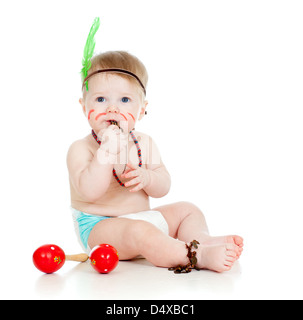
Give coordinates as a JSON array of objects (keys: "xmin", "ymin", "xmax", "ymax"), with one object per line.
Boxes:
[
  {"xmin": 88, "ymin": 217, "xmax": 189, "ymax": 268},
  {"xmin": 154, "ymin": 201, "xmax": 210, "ymax": 241},
  {"xmin": 154, "ymin": 202, "xmax": 244, "ymax": 272}
]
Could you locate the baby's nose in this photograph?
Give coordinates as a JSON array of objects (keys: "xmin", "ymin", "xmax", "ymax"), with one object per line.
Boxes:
[{"xmin": 106, "ymin": 105, "xmax": 120, "ymax": 114}]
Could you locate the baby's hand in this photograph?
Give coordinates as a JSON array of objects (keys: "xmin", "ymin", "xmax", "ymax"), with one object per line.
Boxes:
[
  {"xmin": 122, "ymin": 163, "xmax": 151, "ymax": 192},
  {"xmin": 98, "ymin": 125, "xmax": 128, "ymax": 155}
]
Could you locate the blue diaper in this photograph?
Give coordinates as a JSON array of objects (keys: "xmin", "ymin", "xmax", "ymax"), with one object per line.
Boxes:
[
  {"xmin": 72, "ymin": 209, "xmax": 111, "ymax": 252},
  {"xmin": 72, "ymin": 208, "xmax": 169, "ymax": 254}
]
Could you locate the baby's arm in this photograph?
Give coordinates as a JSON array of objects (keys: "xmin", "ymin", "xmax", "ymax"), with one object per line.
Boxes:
[
  {"xmin": 122, "ymin": 136, "xmax": 171, "ymax": 198},
  {"xmin": 144, "ymin": 162, "xmax": 171, "ymax": 198},
  {"xmin": 67, "ymin": 125, "xmax": 128, "ymax": 201},
  {"xmin": 123, "ymin": 162, "xmax": 170, "ymax": 197},
  {"xmin": 67, "ymin": 139, "xmax": 115, "ymax": 201}
]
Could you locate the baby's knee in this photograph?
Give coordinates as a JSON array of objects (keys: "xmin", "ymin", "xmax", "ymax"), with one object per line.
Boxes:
[
  {"xmin": 177, "ymin": 201, "xmax": 201, "ymax": 213},
  {"xmin": 175, "ymin": 201, "xmax": 205, "ymax": 222},
  {"xmin": 126, "ymin": 219, "xmax": 163, "ymax": 251},
  {"xmin": 125, "ymin": 219, "xmax": 155, "ymax": 239}
]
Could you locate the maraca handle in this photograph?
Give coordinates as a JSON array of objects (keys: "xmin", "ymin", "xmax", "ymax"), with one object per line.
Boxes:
[{"xmin": 65, "ymin": 253, "xmax": 89, "ymax": 262}]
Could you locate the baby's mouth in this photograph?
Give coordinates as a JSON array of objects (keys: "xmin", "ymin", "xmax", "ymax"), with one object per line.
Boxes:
[
  {"xmin": 107, "ymin": 120, "xmax": 123, "ymax": 131},
  {"xmin": 107, "ymin": 120, "xmax": 119, "ymax": 126}
]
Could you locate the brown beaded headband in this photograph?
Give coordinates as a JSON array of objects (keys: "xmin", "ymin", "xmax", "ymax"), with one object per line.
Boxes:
[{"xmin": 82, "ymin": 68, "xmax": 146, "ymax": 96}]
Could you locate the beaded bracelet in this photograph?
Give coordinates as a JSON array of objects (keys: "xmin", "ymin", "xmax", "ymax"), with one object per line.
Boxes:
[{"xmin": 168, "ymin": 240, "xmax": 201, "ymax": 274}]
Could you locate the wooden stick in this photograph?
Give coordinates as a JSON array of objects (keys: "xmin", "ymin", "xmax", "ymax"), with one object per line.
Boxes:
[{"xmin": 65, "ymin": 253, "xmax": 89, "ymax": 262}]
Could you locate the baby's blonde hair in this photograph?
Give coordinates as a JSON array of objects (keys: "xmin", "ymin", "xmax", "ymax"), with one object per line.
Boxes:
[{"xmin": 83, "ymin": 51, "xmax": 148, "ymax": 99}]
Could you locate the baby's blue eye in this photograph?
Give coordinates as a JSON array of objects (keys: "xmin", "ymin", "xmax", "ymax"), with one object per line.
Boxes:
[
  {"xmin": 121, "ymin": 97, "xmax": 130, "ymax": 103},
  {"xmin": 97, "ymin": 97, "xmax": 105, "ymax": 102}
]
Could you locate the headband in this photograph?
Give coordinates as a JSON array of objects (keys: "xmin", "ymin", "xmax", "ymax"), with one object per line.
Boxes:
[
  {"xmin": 81, "ymin": 68, "xmax": 146, "ymax": 95},
  {"xmin": 81, "ymin": 18, "xmax": 146, "ymax": 95}
]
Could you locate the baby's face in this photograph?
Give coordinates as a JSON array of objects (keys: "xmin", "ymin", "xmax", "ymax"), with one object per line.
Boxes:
[{"xmin": 80, "ymin": 74, "xmax": 147, "ymax": 134}]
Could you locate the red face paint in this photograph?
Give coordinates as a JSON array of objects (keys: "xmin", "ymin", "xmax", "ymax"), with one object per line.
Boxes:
[
  {"xmin": 127, "ymin": 112, "xmax": 135, "ymax": 121},
  {"xmin": 120, "ymin": 113, "xmax": 128, "ymax": 121},
  {"xmin": 88, "ymin": 109, "xmax": 95, "ymax": 120},
  {"xmin": 95, "ymin": 112, "xmax": 107, "ymax": 121}
]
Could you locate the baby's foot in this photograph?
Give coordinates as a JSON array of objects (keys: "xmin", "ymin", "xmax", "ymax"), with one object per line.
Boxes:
[
  {"xmin": 197, "ymin": 243, "xmax": 239, "ymax": 273},
  {"xmin": 201, "ymin": 235, "xmax": 243, "ymax": 259}
]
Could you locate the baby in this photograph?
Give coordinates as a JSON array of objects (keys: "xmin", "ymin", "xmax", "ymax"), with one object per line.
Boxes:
[{"xmin": 67, "ymin": 50, "xmax": 243, "ymax": 273}]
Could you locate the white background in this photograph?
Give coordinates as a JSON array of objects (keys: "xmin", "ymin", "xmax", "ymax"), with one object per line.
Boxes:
[{"xmin": 0, "ymin": 0, "xmax": 302, "ymax": 300}]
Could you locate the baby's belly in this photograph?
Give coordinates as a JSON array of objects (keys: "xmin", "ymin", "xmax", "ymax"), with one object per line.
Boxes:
[{"xmin": 71, "ymin": 186, "xmax": 151, "ymax": 216}]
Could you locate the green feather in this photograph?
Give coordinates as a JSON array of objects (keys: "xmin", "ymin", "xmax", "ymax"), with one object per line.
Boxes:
[{"xmin": 81, "ymin": 17, "xmax": 101, "ymax": 90}]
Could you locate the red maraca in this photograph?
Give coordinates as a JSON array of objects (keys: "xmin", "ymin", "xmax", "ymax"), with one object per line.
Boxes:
[
  {"xmin": 33, "ymin": 244, "xmax": 89, "ymax": 274},
  {"xmin": 90, "ymin": 244, "xmax": 119, "ymax": 273}
]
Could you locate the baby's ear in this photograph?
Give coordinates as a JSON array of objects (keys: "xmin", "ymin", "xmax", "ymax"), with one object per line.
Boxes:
[
  {"xmin": 79, "ymin": 98, "xmax": 87, "ymax": 117},
  {"xmin": 138, "ymin": 100, "xmax": 148, "ymax": 120}
]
